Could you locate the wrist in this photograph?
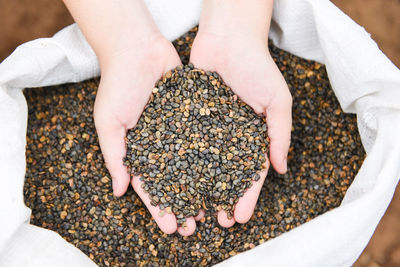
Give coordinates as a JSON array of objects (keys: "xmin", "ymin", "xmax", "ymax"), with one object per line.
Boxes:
[
  {"xmin": 198, "ymin": 18, "xmax": 269, "ymax": 46},
  {"xmin": 198, "ymin": 0, "xmax": 272, "ymax": 46},
  {"xmin": 63, "ymin": 0, "xmax": 163, "ymax": 69},
  {"xmin": 193, "ymin": 29, "xmax": 269, "ymax": 59},
  {"xmin": 98, "ymin": 31, "xmax": 164, "ymax": 72}
]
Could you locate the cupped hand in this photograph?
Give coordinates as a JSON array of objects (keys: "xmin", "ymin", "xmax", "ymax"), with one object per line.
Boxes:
[
  {"xmin": 94, "ymin": 35, "xmax": 200, "ymax": 236},
  {"xmin": 190, "ymin": 32, "xmax": 292, "ymax": 227}
]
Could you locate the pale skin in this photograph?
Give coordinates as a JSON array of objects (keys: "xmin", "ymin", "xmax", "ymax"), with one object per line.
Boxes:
[{"xmin": 63, "ymin": 0, "xmax": 291, "ymax": 235}]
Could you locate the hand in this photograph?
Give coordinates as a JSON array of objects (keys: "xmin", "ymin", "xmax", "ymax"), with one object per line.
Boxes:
[
  {"xmin": 94, "ymin": 35, "xmax": 204, "ymax": 236},
  {"xmin": 63, "ymin": 0, "xmax": 204, "ymax": 236},
  {"xmin": 190, "ymin": 30, "xmax": 292, "ymax": 227}
]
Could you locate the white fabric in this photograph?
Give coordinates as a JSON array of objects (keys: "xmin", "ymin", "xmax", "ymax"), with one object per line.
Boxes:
[{"xmin": 0, "ymin": 0, "xmax": 399, "ymax": 266}]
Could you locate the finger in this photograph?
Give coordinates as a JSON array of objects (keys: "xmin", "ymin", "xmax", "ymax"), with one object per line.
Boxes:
[
  {"xmin": 217, "ymin": 210, "xmax": 235, "ymax": 228},
  {"xmin": 177, "ymin": 216, "xmax": 196, "ymax": 236},
  {"xmin": 194, "ymin": 210, "xmax": 205, "ymax": 221},
  {"xmin": 234, "ymin": 162, "xmax": 269, "ymax": 224},
  {"xmin": 265, "ymin": 91, "xmax": 292, "ymax": 174},
  {"xmin": 131, "ymin": 175, "xmax": 177, "ymax": 234},
  {"xmin": 96, "ymin": 122, "xmax": 131, "ymax": 197}
]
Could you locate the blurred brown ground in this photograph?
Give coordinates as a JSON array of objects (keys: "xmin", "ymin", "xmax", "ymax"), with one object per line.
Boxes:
[
  {"xmin": 0, "ymin": 0, "xmax": 74, "ymax": 62},
  {"xmin": 0, "ymin": 0, "xmax": 399, "ymax": 266}
]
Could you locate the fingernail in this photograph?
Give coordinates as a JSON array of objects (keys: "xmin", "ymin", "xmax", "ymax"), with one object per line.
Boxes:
[
  {"xmin": 283, "ymin": 158, "xmax": 287, "ymax": 173},
  {"xmin": 112, "ymin": 177, "xmax": 118, "ymax": 187},
  {"xmin": 112, "ymin": 179, "xmax": 120, "ymax": 197}
]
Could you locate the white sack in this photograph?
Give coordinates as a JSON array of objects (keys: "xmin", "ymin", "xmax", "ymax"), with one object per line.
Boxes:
[{"xmin": 1, "ymin": 0, "xmax": 399, "ymax": 266}]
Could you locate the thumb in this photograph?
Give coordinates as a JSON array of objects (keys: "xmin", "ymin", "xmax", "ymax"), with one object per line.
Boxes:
[
  {"xmin": 265, "ymin": 91, "xmax": 292, "ymax": 174},
  {"xmin": 234, "ymin": 161, "xmax": 269, "ymax": 223},
  {"xmin": 95, "ymin": 120, "xmax": 131, "ymax": 197}
]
